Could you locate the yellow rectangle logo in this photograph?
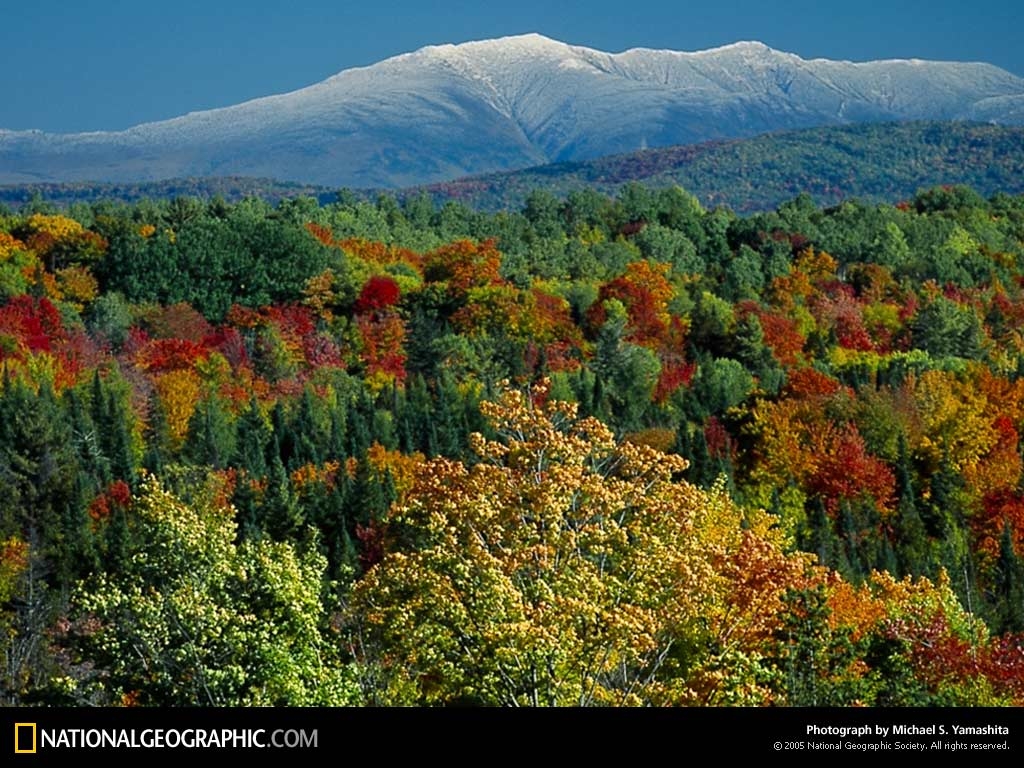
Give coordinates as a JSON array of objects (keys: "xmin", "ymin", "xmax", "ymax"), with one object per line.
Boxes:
[{"xmin": 14, "ymin": 723, "xmax": 37, "ymax": 754}]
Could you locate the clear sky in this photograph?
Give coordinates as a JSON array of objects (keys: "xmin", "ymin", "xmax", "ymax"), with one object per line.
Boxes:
[{"xmin": 3, "ymin": 0, "xmax": 1020, "ymax": 133}]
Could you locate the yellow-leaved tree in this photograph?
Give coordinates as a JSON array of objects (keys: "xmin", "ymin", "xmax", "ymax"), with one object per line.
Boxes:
[{"xmin": 349, "ymin": 380, "xmax": 815, "ymax": 705}]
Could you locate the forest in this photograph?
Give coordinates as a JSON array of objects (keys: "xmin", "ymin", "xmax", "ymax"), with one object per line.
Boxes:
[
  {"xmin": 5, "ymin": 122, "xmax": 1023, "ymax": 215},
  {"xmin": 422, "ymin": 122, "xmax": 1024, "ymax": 213},
  {"xmin": 1, "ymin": 182, "xmax": 1023, "ymax": 706}
]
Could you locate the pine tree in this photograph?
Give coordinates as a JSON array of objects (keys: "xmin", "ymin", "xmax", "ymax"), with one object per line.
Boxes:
[
  {"xmin": 290, "ymin": 387, "xmax": 322, "ymax": 469},
  {"xmin": 320, "ymin": 477, "xmax": 355, "ymax": 577},
  {"xmin": 772, "ymin": 586, "xmax": 859, "ymax": 706},
  {"xmin": 992, "ymin": 523, "xmax": 1024, "ymax": 633},
  {"xmin": 231, "ymin": 472, "xmax": 260, "ymax": 542},
  {"xmin": 403, "ymin": 374, "xmax": 433, "ymax": 455},
  {"xmin": 928, "ymin": 449, "xmax": 964, "ymax": 538},
  {"xmin": 184, "ymin": 396, "xmax": 236, "ymax": 470},
  {"xmin": 349, "ymin": 461, "xmax": 393, "ymax": 528},
  {"xmin": 234, "ymin": 396, "xmax": 269, "ymax": 478},
  {"xmin": 89, "ymin": 370, "xmax": 106, "ymax": 442},
  {"xmin": 689, "ymin": 428, "xmax": 714, "ymax": 488},
  {"xmin": 143, "ymin": 395, "xmax": 172, "ymax": 475},
  {"xmin": 674, "ymin": 422, "xmax": 692, "ymax": 464},
  {"xmin": 801, "ymin": 497, "xmax": 839, "ymax": 572},
  {"xmin": 0, "ymin": 379, "xmax": 81, "ymax": 588},
  {"xmin": 345, "ymin": 397, "xmax": 371, "ymax": 458},
  {"xmin": 65, "ymin": 388, "xmax": 106, "ymax": 490},
  {"xmin": 270, "ymin": 401, "xmax": 293, "ymax": 467},
  {"xmin": 106, "ymin": 391, "xmax": 136, "ymax": 486},
  {"xmin": 433, "ymin": 372, "xmax": 464, "ymax": 457},
  {"xmin": 327, "ymin": 409, "xmax": 352, "ymax": 462},
  {"xmin": 85, "ymin": 371, "xmax": 112, "ymax": 485},
  {"xmin": 262, "ymin": 454, "xmax": 303, "ymax": 541}
]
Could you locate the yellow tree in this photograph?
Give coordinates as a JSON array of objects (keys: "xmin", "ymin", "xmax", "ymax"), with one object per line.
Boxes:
[
  {"xmin": 911, "ymin": 369, "xmax": 996, "ymax": 481},
  {"xmin": 152, "ymin": 369, "xmax": 201, "ymax": 449},
  {"xmin": 350, "ymin": 381, "xmax": 813, "ymax": 705}
]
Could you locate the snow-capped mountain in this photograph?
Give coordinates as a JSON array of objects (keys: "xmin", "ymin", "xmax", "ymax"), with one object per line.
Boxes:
[{"xmin": 2, "ymin": 34, "xmax": 1023, "ymax": 188}]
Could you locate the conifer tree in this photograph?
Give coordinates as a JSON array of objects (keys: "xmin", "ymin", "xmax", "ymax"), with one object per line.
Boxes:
[
  {"xmin": 234, "ymin": 396, "xmax": 269, "ymax": 478},
  {"xmin": 993, "ymin": 523, "xmax": 1024, "ymax": 633}
]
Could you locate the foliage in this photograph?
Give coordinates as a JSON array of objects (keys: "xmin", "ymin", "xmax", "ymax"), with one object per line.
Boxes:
[
  {"xmin": 57, "ymin": 475, "xmax": 360, "ymax": 706},
  {"xmin": 0, "ymin": 181, "xmax": 1022, "ymax": 705},
  {"xmin": 350, "ymin": 381, "xmax": 813, "ymax": 705}
]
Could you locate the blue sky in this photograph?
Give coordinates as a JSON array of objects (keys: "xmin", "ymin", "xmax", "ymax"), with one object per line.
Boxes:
[{"xmin": 2, "ymin": 0, "xmax": 1020, "ymax": 132}]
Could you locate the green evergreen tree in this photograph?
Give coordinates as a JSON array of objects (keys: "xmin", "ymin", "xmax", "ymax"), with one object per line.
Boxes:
[
  {"xmin": 262, "ymin": 453, "xmax": 303, "ymax": 541},
  {"xmin": 992, "ymin": 523, "xmax": 1024, "ymax": 633},
  {"xmin": 325, "ymin": 405, "xmax": 349, "ymax": 463},
  {"xmin": 770, "ymin": 586, "xmax": 866, "ymax": 706},
  {"xmin": 345, "ymin": 397, "xmax": 371, "ymax": 458},
  {"xmin": 142, "ymin": 395, "xmax": 172, "ymax": 476},
  {"xmin": 290, "ymin": 387, "xmax": 323, "ymax": 469},
  {"xmin": 86, "ymin": 371, "xmax": 112, "ymax": 485},
  {"xmin": 106, "ymin": 391, "xmax": 136, "ymax": 486},
  {"xmin": 893, "ymin": 436, "xmax": 930, "ymax": 576},
  {"xmin": 801, "ymin": 497, "xmax": 839, "ymax": 572},
  {"xmin": 233, "ymin": 397, "xmax": 270, "ymax": 478},
  {"xmin": 65, "ymin": 388, "xmax": 106, "ymax": 491},
  {"xmin": 0, "ymin": 379, "xmax": 82, "ymax": 587},
  {"xmin": 184, "ymin": 396, "xmax": 236, "ymax": 470},
  {"xmin": 231, "ymin": 472, "xmax": 260, "ymax": 541}
]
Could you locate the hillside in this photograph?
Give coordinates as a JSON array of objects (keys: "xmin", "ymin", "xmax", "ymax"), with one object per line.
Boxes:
[
  {"xmin": 419, "ymin": 121, "xmax": 1024, "ymax": 211},
  {"xmin": 4, "ymin": 121, "xmax": 1023, "ymax": 214}
]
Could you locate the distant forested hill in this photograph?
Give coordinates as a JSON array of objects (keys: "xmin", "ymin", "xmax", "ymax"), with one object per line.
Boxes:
[
  {"xmin": 2, "ymin": 122, "xmax": 1022, "ymax": 214},
  {"xmin": 0, "ymin": 176, "xmax": 336, "ymax": 210},
  {"xmin": 420, "ymin": 121, "xmax": 1024, "ymax": 212}
]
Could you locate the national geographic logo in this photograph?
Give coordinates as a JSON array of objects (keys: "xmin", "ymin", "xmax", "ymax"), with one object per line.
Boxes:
[
  {"xmin": 10, "ymin": 724, "xmax": 316, "ymax": 752},
  {"xmin": 14, "ymin": 723, "xmax": 37, "ymax": 754}
]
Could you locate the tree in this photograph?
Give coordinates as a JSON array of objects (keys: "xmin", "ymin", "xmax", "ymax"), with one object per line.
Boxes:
[
  {"xmin": 688, "ymin": 357, "xmax": 754, "ymax": 418},
  {"xmin": 592, "ymin": 299, "xmax": 660, "ymax": 429},
  {"xmin": 58, "ymin": 476, "xmax": 359, "ymax": 706},
  {"xmin": 911, "ymin": 295, "xmax": 982, "ymax": 360},
  {"xmin": 184, "ymin": 395, "xmax": 237, "ymax": 470},
  {"xmin": 0, "ymin": 377, "xmax": 85, "ymax": 586},
  {"xmin": 152, "ymin": 369, "xmax": 201, "ymax": 450},
  {"xmin": 349, "ymin": 381, "xmax": 813, "ymax": 705},
  {"xmin": 991, "ymin": 523, "xmax": 1024, "ymax": 633},
  {"xmin": 522, "ymin": 189, "xmax": 563, "ymax": 239},
  {"xmin": 770, "ymin": 586, "xmax": 868, "ymax": 706}
]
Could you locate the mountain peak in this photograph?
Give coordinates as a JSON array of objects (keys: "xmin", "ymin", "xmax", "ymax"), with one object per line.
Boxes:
[
  {"xmin": 699, "ymin": 40, "xmax": 774, "ymax": 54},
  {"xmin": 411, "ymin": 32, "xmax": 571, "ymax": 60},
  {"xmin": 488, "ymin": 32, "xmax": 563, "ymax": 46}
]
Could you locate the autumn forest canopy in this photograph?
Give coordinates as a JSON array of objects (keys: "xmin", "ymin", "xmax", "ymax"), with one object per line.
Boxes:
[{"xmin": 2, "ymin": 183, "xmax": 1024, "ymax": 706}]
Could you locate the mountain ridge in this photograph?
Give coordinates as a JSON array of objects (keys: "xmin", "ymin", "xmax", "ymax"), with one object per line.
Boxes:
[{"xmin": 2, "ymin": 34, "xmax": 1023, "ymax": 188}]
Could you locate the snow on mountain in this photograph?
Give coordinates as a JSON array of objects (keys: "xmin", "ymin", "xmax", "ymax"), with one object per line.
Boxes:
[{"xmin": 2, "ymin": 33, "xmax": 1023, "ymax": 188}]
